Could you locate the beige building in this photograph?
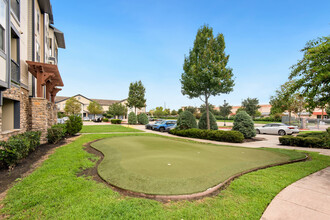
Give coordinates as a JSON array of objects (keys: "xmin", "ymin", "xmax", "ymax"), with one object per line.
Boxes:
[
  {"xmin": 0, "ymin": 0, "xmax": 65, "ymax": 142},
  {"xmin": 55, "ymin": 94, "xmax": 146, "ymax": 119}
]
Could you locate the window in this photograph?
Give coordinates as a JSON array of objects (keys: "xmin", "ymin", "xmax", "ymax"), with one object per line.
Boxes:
[
  {"xmin": 10, "ymin": 0, "xmax": 19, "ymax": 21},
  {"xmin": 0, "ymin": 0, "xmax": 6, "ymax": 52},
  {"xmin": 48, "ymin": 38, "xmax": 52, "ymax": 56},
  {"xmin": 36, "ymin": 11, "xmax": 39, "ymax": 33},
  {"xmin": 36, "ymin": 42, "xmax": 40, "ymax": 61}
]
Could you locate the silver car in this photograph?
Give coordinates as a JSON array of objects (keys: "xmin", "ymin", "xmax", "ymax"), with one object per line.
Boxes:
[{"xmin": 255, "ymin": 123, "xmax": 299, "ymax": 136}]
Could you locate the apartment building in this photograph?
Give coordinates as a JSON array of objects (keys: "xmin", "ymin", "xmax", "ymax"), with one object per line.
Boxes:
[
  {"xmin": 55, "ymin": 94, "xmax": 147, "ymax": 120},
  {"xmin": 0, "ymin": 0, "xmax": 65, "ymax": 142}
]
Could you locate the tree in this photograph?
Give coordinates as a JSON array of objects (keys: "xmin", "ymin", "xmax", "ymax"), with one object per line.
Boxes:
[
  {"xmin": 153, "ymin": 107, "xmax": 164, "ymax": 118},
  {"xmin": 164, "ymin": 108, "xmax": 170, "ymax": 116},
  {"xmin": 184, "ymin": 106, "xmax": 197, "ymax": 114},
  {"xmin": 289, "ymin": 36, "xmax": 330, "ymax": 110},
  {"xmin": 177, "ymin": 109, "xmax": 183, "ymax": 115},
  {"xmin": 128, "ymin": 112, "xmax": 137, "ymax": 125},
  {"xmin": 293, "ymin": 94, "xmax": 307, "ymax": 122},
  {"xmin": 326, "ymin": 105, "xmax": 330, "ymax": 116},
  {"xmin": 241, "ymin": 98, "xmax": 261, "ymax": 119},
  {"xmin": 64, "ymin": 97, "xmax": 81, "ymax": 116},
  {"xmin": 219, "ymin": 102, "xmax": 232, "ymax": 118},
  {"xmin": 171, "ymin": 109, "xmax": 178, "ymax": 115},
  {"xmin": 137, "ymin": 113, "xmax": 149, "ymax": 125},
  {"xmin": 87, "ymin": 101, "xmax": 103, "ymax": 119},
  {"xmin": 199, "ymin": 104, "xmax": 216, "ymax": 114},
  {"xmin": 176, "ymin": 110, "xmax": 197, "ymax": 130},
  {"xmin": 198, "ymin": 112, "xmax": 218, "ymax": 130},
  {"xmin": 127, "ymin": 80, "xmax": 146, "ymax": 114},
  {"xmin": 270, "ymin": 81, "xmax": 301, "ymax": 125},
  {"xmin": 232, "ymin": 111, "xmax": 256, "ymax": 139},
  {"xmin": 108, "ymin": 103, "xmax": 127, "ymax": 118},
  {"xmin": 181, "ymin": 25, "xmax": 234, "ymax": 130}
]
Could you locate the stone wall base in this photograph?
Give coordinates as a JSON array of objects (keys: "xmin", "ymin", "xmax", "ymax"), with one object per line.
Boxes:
[{"xmin": 0, "ymin": 86, "xmax": 57, "ymax": 143}]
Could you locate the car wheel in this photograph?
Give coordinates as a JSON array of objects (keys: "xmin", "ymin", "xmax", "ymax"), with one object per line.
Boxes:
[
  {"xmin": 256, "ymin": 129, "xmax": 260, "ymax": 134},
  {"xmin": 159, "ymin": 127, "xmax": 165, "ymax": 132},
  {"xmin": 278, "ymin": 130, "xmax": 286, "ymax": 136}
]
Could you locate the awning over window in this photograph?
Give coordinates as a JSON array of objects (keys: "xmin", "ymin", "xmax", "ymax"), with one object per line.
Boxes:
[
  {"xmin": 26, "ymin": 61, "xmax": 64, "ymax": 103},
  {"xmin": 313, "ymin": 112, "xmax": 328, "ymax": 116}
]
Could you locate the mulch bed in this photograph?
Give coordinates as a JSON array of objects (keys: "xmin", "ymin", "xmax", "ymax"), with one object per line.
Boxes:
[
  {"xmin": 244, "ymin": 137, "xmax": 266, "ymax": 142},
  {"xmin": 0, "ymin": 136, "xmax": 78, "ymax": 195}
]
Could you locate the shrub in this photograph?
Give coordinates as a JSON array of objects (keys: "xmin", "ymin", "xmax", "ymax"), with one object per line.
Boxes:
[
  {"xmin": 66, "ymin": 115, "xmax": 83, "ymax": 135},
  {"xmin": 128, "ymin": 112, "xmax": 137, "ymax": 125},
  {"xmin": 176, "ymin": 110, "xmax": 197, "ymax": 130},
  {"xmin": 47, "ymin": 124, "xmax": 67, "ymax": 144},
  {"xmin": 102, "ymin": 118, "xmax": 109, "ymax": 122},
  {"xmin": 0, "ymin": 131, "xmax": 41, "ymax": 168},
  {"xmin": 169, "ymin": 128, "xmax": 244, "ymax": 143},
  {"xmin": 198, "ymin": 112, "xmax": 218, "ymax": 130},
  {"xmin": 232, "ymin": 111, "xmax": 256, "ymax": 139},
  {"xmin": 137, "ymin": 113, "xmax": 149, "ymax": 125},
  {"xmin": 111, "ymin": 119, "xmax": 122, "ymax": 124},
  {"xmin": 279, "ymin": 135, "xmax": 328, "ymax": 149}
]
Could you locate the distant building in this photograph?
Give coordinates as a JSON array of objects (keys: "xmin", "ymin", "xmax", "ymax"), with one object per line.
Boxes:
[{"xmin": 55, "ymin": 94, "xmax": 146, "ymax": 119}]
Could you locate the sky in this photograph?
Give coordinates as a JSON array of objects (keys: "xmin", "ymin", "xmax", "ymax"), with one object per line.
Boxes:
[{"xmin": 52, "ymin": 0, "xmax": 330, "ymax": 111}]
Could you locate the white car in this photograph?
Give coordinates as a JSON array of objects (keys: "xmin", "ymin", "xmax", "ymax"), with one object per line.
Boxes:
[{"xmin": 255, "ymin": 123, "xmax": 299, "ymax": 136}]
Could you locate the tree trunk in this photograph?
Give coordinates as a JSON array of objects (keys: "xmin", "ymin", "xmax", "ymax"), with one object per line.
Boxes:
[
  {"xmin": 135, "ymin": 107, "xmax": 137, "ymax": 115},
  {"xmin": 321, "ymin": 107, "xmax": 324, "ymax": 120},
  {"xmin": 205, "ymin": 96, "xmax": 210, "ymax": 130},
  {"xmin": 289, "ymin": 111, "xmax": 291, "ymax": 125}
]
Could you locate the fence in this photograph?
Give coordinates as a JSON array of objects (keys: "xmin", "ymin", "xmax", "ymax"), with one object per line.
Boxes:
[{"xmin": 282, "ymin": 116, "xmax": 330, "ymax": 130}]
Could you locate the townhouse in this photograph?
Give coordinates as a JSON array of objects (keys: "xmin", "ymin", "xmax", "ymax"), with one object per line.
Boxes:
[
  {"xmin": 0, "ymin": 0, "xmax": 65, "ymax": 142},
  {"xmin": 55, "ymin": 94, "xmax": 147, "ymax": 120}
]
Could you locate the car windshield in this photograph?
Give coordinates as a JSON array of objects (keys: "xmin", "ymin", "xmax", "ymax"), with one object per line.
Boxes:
[{"xmin": 155, "ymin": 120, "xmax": 163, "ymax": 124}]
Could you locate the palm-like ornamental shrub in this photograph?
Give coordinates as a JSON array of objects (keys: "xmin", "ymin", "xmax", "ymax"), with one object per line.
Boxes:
[
  {"xmin": 232, "ymin": 111, "xmax": 256, "ymax": 139},
  {"xmin": 176, "ymin": 110, "xmax": 197, "ymax": 130},
  {"xmin": 128, "ymin": 112, "xmax": 137, "ymax": 125},
  {"xmin": 66, "ymin": 115, "xmax": 83, "ymax": 135},
  {"xmin": 137, "ymin": 113, "xmax": 149, "ymax": 125},
  {"xmin": 198, "ymin": 112, "xmax": 218, "ymax": 130}
]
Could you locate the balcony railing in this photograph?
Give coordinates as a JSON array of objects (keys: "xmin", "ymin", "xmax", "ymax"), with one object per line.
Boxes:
[{"xmin": 11, "ymin": 59, "xmax": 20, "ymax": 83}]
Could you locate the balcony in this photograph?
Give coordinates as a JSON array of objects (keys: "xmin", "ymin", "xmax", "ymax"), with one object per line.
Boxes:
[{"xmin": 11, "ymin": 59, "xmax": 20, "ymax": 83}]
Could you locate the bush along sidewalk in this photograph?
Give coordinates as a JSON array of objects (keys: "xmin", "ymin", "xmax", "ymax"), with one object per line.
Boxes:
[
  {"xmin": 47, "ymin": 115, "xmax": 83, "ymax": 144},
  {"xmin": 169, "ymin": 128, "xmax": 244, "ymax": 143},
  {"xmin": 0, "ymin": 131, "xmax": 41, "ymax": 169},
  {"xmin": 279, "ymin": 128, "xmax": 330, "ymax": 149},
  {"xmin": 111, "ymin": 119, "xmax": 122, "ymax": 124}
]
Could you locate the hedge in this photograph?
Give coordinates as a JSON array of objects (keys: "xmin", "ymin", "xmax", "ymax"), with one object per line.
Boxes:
[
  {"xmin": 47, "ymin": 124, "xmax": 67, "ymax": 144},
  {"xmin": 279, "ymin": 132, "xmax": 329, "ymax": 149},
  {"xmin": 128, "ymin": 112, "xmax": 137, "ymax": 125},
  {"xmin": 102, "ymin": 118, "xmax": 109, "ymax": 122},
  {"xmin": 176, "ymin": 111, "xmax": 197, "ymax": 130},
  {"xmin": 111, "ymin": 119, "xmax": 122, "ymax": 124},
  {"xmin": 169, "ymin": 128, "xmax": 244, "ymax": 143},
  {"xmin": 232, "ymin": 111, "xmax": 256, "ymax": 139},
  {"xmin": 137, "ymin": 113, "xmax": 149, "ymax": 125},
  {"xmin": 198, "ymin": 112, "xmax": 218, "ymax": 130},
  {"xmin": 66, "ymin": 115, "xmax": 83, "ymax": 135},
  {"xmin": 0, "ymin": 131, "xmax": 41, "ymax": 168}
]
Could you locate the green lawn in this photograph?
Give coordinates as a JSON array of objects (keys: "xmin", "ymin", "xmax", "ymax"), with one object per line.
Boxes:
[
  {"xmin": 1, "ymin": 133, "xmax": 329, "ymax": 219},
  {"xmin": 92, "ymin": 136, "xmax": 305, "ymax": 195},
  {"xmin": 80, "ymin": 125, "xmax": 143, "ymax": 133},
  {"xmin": 299, "ymin": 130, "xmax": 325, "ymax": 134}
]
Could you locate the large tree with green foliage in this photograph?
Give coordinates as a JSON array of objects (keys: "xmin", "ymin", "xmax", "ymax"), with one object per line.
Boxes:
[
  {"xmin": 270, "ymin": 81, "xmax": 298, "ymax": 125},
  {"xmin": 87, "ymin": 101, "xmax": 103, "ymax": 119},
  {"xmin": 153, "ymin": 107, "xmax": 165, "ymax": 118},
  {"xmin": 64, "ymin": 97, "xmax": 81, "ymax": 116},
  {"xmin": 127, "ymin": 80, "xmax": 146, "ymax": 114},
  {"xmin": 181, "ymin": 25, "xmax": 234, "ymax": 129},
  {"xmin": 184, "ymin": 106, "xmax": 197, "ymax": 114},
  {"xmin": 171, "ymin": 109, "xmax": 178, "ymax": 116},
  {"xmin": 108, "ymin": 103, "xmax": 127, "ymax": 118},
  {"xmin": 289, "ymin": 36, "xmax": 330, "ymax": 110},
  {"xmin": 241, "ymin": 98, "xmax": 261, "ymax": 119}
]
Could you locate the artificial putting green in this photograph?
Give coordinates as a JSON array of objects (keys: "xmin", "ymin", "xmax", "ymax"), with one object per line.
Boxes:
[{"xmin": 91, "ymin": 136, "xmax": 305, "ymax": 195}]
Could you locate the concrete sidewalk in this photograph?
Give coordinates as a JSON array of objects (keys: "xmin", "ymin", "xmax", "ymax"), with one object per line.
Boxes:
[{"xmin": 261, "ymin": 167, "xmax": 330, "ymax": 220}]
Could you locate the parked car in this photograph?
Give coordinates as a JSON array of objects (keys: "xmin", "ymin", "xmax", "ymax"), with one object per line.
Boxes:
[
  {"xmin": 83, "ymin": 117, "xmax": 90, "ymax": 121},
  {"xmin": 93, "ymin": 117, "xmax": 103, "ymax": 123},
  {"xmin": 152, "ymin": 120, "xmax": 177, "ymax": 132},
  {"xmin": 255, "ymin": 123, "xmax": 299, "ymax": 136},
  {"xmin": 145, "ymin": 119, "xmax": 164, "ymax": 129},
  {"xmin": 165, "ymin": 124, "xmax": 177, "ymax": 132}
]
